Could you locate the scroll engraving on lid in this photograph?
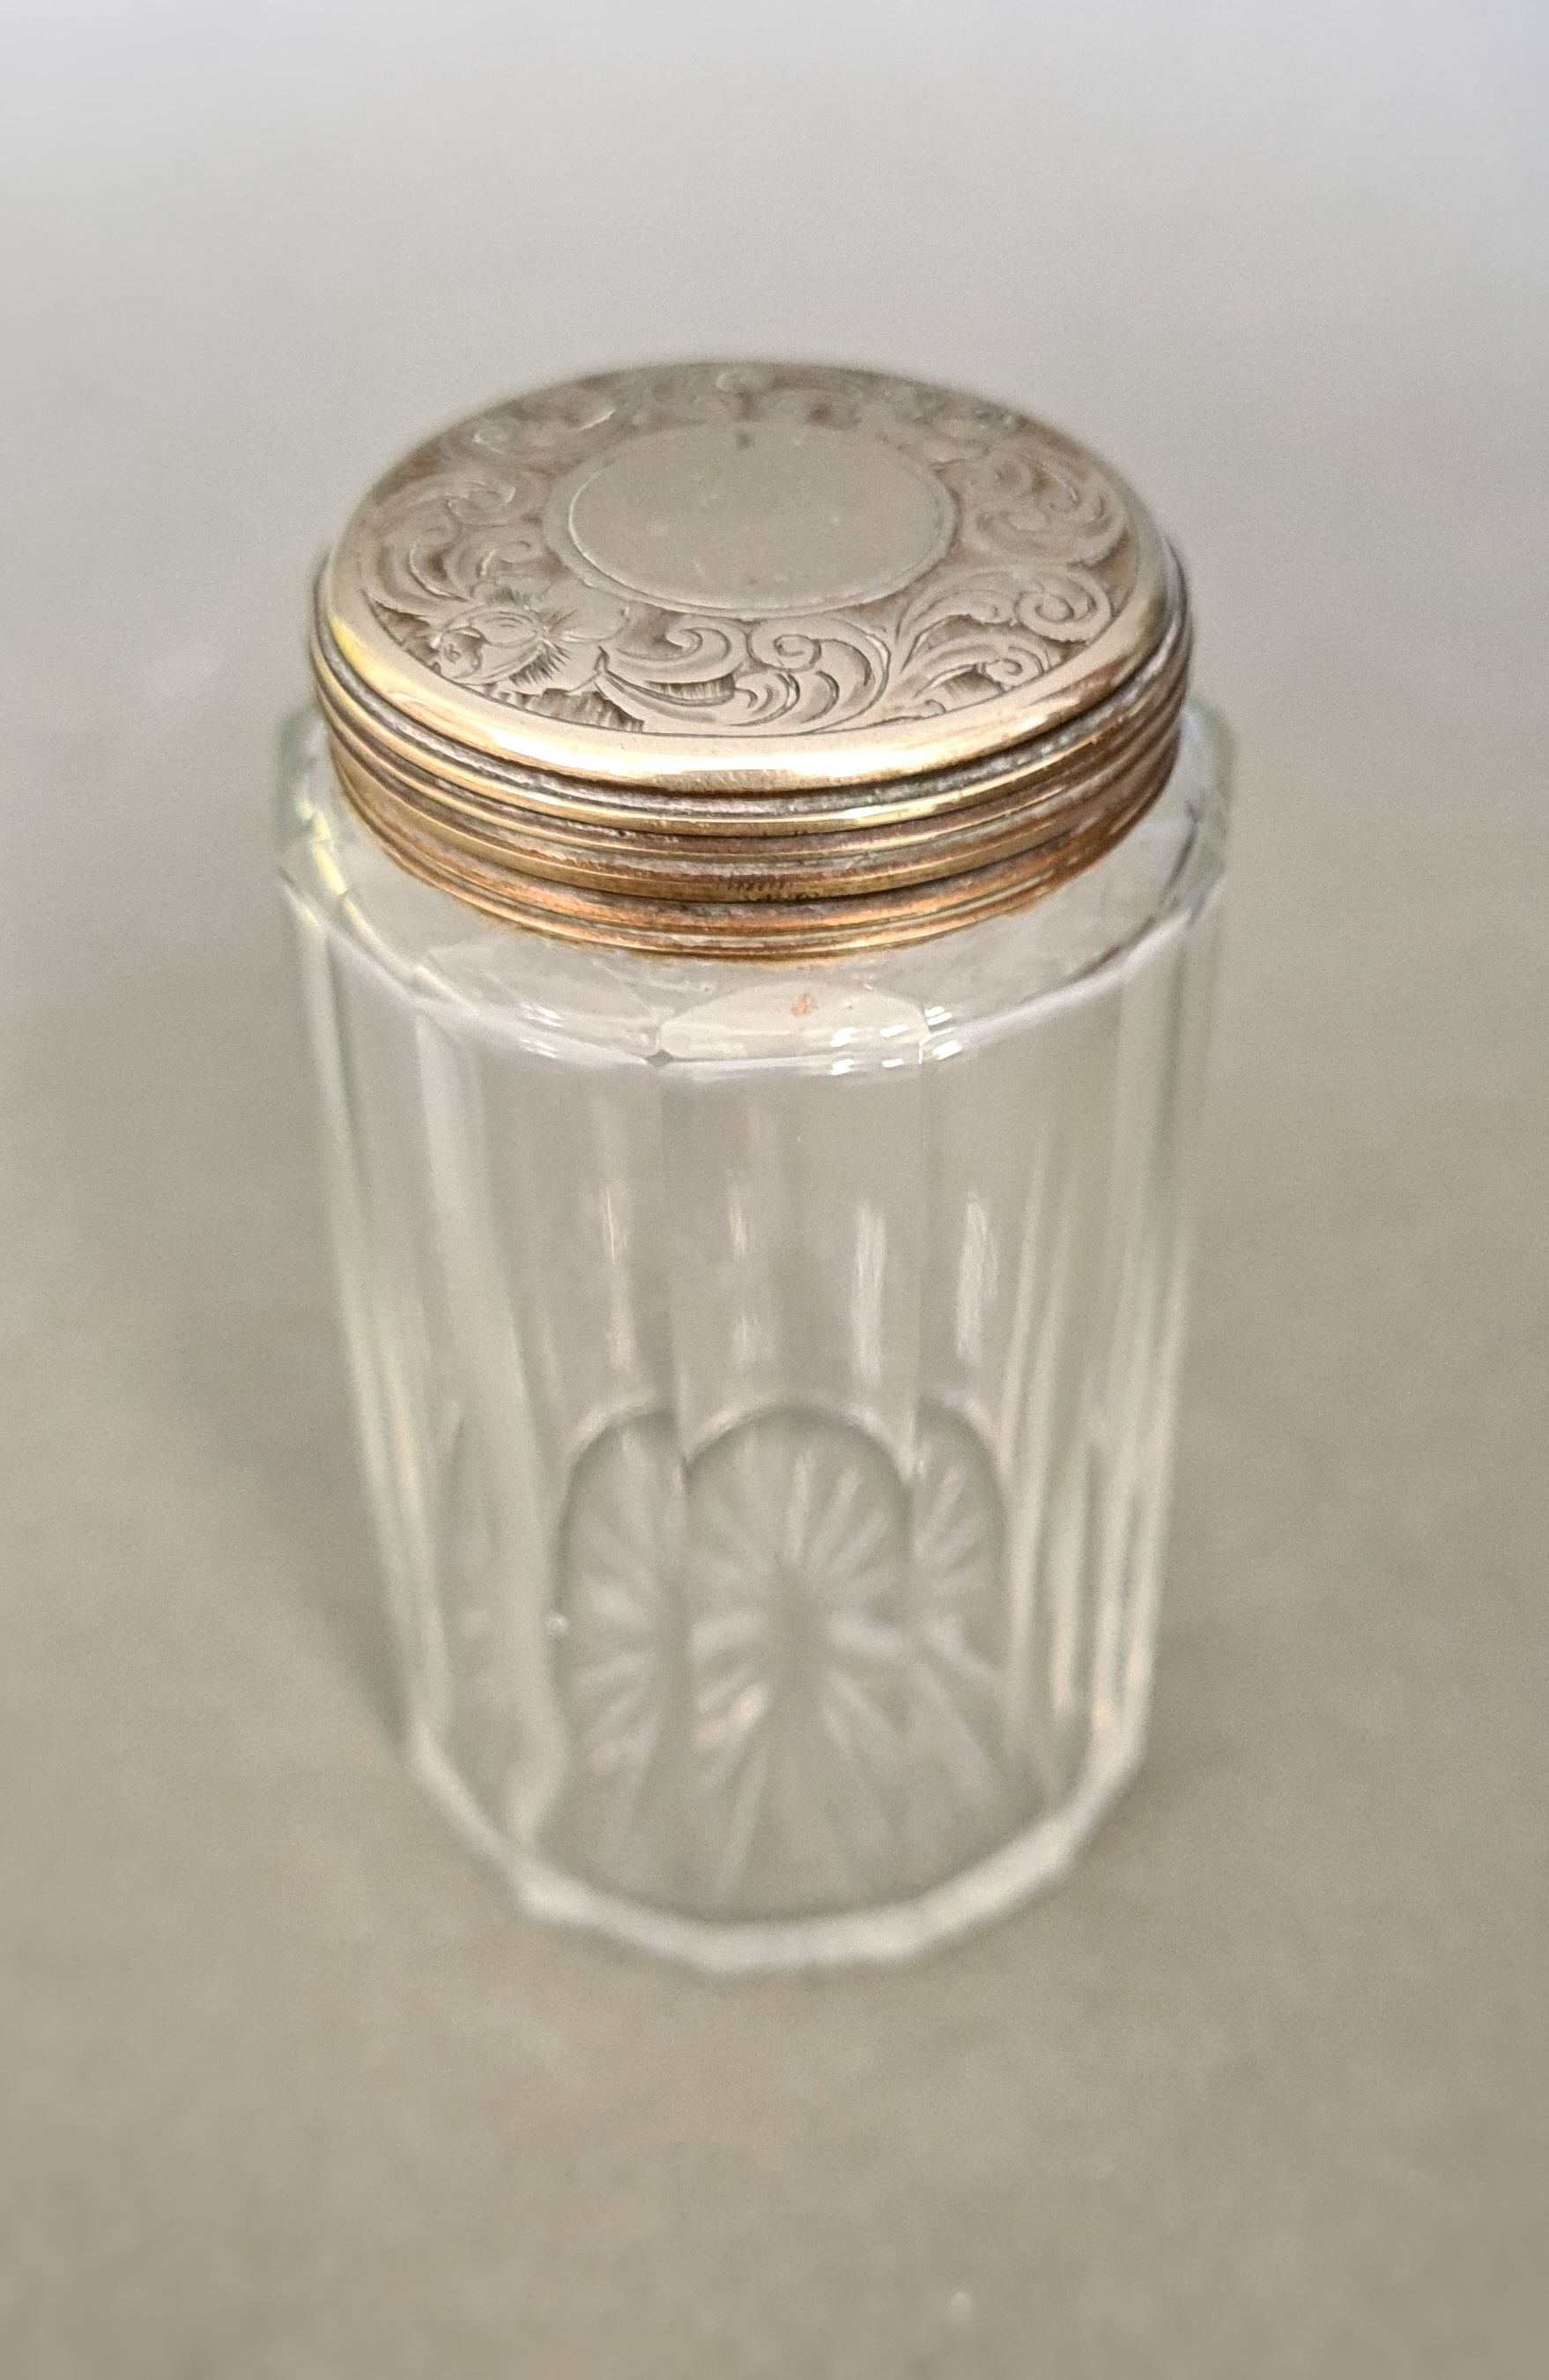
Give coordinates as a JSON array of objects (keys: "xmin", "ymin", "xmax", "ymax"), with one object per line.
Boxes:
[
  {"xmin": 312, "ymin": 361, "xmax": 1190, "ymax": 953},
  {"xmin": 326, "ymin": 363, "xmax": 1167, "ymax": 786}
]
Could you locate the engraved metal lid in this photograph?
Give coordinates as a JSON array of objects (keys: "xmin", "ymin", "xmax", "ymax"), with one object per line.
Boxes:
[{"xmin": 312, "ymin": 361, "xmax": 1190, "ymax": 954}]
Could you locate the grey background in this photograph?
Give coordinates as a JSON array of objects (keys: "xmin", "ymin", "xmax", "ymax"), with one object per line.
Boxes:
[{"xmin": 2, "ymin": 3, "xmax": 1545, "ymax": 2372}]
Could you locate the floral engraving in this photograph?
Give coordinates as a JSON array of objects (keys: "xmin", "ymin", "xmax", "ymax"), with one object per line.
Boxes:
[
  {"xmin": 424, "ymin": 574, "xmax": 626, "ymax": 698},
  {"xmin": 547, "ymin": 1404, "xmax": 1019, "ymax": 1916},
  {"xmin": 354, "ymin": 364, "xmax": 1136, "ymax": 741}
]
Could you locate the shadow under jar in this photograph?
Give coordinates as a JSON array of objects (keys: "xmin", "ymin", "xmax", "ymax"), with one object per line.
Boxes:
[{"xmin": 279, "ymin": 361, "xmax": 1232, "ymax": 1973}]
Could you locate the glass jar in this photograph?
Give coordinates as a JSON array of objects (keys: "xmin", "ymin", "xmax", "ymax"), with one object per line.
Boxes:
[{"xmin": 280, "ymin": 364, "xmax": 1232, "ymax": 1972}]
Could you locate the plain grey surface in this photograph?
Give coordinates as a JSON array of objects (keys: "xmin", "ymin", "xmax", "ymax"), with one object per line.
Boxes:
[{"xmin": 2, "ymin": 4, "xmax": 1546, "ymax": 2373}]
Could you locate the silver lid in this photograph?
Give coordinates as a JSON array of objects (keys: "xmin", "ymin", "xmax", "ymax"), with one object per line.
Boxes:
[{"xmin": 312, "ymin": 361, "xmax": 1190, "ymax": 953}]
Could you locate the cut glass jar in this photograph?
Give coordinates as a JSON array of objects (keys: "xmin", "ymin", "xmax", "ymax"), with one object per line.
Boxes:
[{"xmin": 279, "ymin": 363, "xmax": 1232, "ymax": 1971}]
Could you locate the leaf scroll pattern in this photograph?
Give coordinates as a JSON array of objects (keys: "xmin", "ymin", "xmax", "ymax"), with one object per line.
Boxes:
[{"xmin": 356, "ymin": 364, "xmax": 1135, "ymax": 740}]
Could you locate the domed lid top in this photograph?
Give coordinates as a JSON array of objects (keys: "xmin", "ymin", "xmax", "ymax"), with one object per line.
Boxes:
[{"xmin": 319, "ymin": 360, "xmax": 1179, "ymax": 794}]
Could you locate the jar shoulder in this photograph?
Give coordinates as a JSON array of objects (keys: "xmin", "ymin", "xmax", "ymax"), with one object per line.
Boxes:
[{"xmin": 277, "ymin": 699, "xmax": 1231, "ymax": 1064}]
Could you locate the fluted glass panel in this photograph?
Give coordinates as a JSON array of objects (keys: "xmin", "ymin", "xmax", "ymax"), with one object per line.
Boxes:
[{"xmin": 278, "ymin": 701, "xmax": 1229, "ymax": 1969}]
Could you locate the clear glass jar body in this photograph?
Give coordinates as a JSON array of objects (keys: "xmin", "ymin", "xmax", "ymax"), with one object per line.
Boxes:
[{"xmin": 278, "ymin": 703, "xmax": 1230, "ymax": 1972}]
